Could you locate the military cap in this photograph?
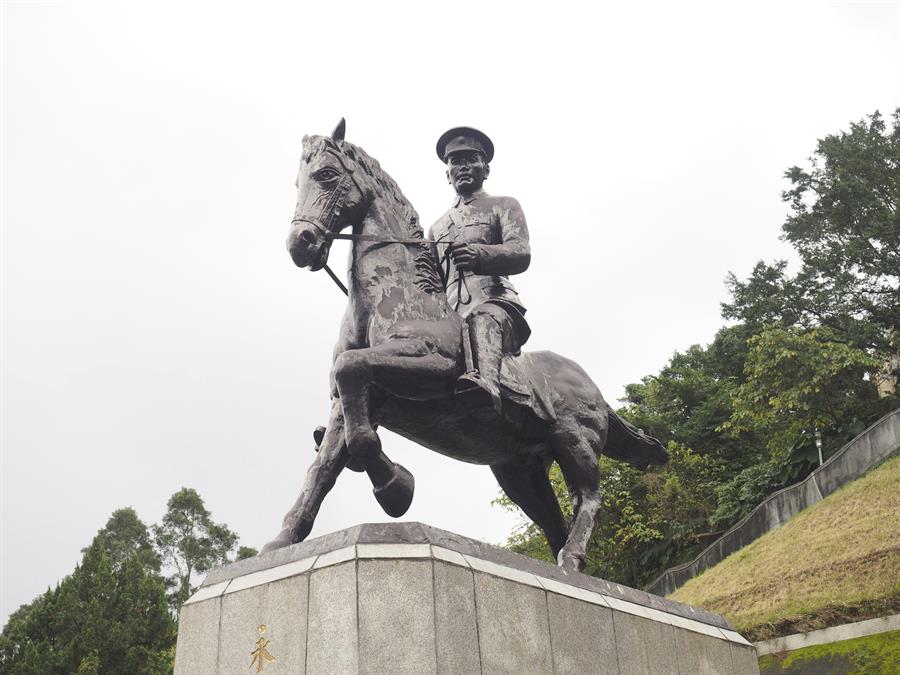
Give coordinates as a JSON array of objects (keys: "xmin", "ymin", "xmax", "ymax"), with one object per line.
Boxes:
[{"xmin": 436, "ymin": 126, "xmax": 494, "ymax": 163}]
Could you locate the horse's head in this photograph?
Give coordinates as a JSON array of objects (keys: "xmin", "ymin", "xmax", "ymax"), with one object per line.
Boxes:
[{"xmin": 287, "ymin": 119, "xmax": 370, "ymax": 271}]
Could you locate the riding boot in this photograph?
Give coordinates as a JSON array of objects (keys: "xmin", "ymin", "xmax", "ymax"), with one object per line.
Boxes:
[{"xmin": 456, "ymin": 313, "xmax": 504, "ymax": 415}]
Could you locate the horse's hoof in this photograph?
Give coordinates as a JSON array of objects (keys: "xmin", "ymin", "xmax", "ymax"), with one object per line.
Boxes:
[
  {"xmin": 372, "ymin": 462, "xmax": 415, "ymax": 517},
  {"xmin": 260, "ymin": 529, "xmax": 294, "ymax": 554},
  {"xmin": 557, "ymin": 551, "xmax": 586, "ymax": 573}
]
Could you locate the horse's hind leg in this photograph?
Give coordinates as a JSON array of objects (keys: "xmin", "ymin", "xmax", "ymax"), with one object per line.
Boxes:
[
  {"xmin": 261, "ymin": 398, "xmax": 348, "ymax": 553},
  {"xmin": 550, "ymin": 418, "xmax": 602, "ymax": 572},
  {"xmin": 491, "ymin": 453, "xmax": 569, "ymax": 559}
]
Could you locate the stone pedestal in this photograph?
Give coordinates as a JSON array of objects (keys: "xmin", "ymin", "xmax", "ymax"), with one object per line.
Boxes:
[{"xmin": 174, "ymin": 523, "xmax": 759, "ymax": 674}]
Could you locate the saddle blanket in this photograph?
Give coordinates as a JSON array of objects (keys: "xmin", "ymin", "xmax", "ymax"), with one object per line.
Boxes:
[{"xmin": 499, "ymin": 352, "xmax": 558, "ymax": 424}]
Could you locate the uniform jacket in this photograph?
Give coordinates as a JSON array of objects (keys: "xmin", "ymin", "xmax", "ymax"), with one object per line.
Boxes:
[{"xmin": 428, "ymin": 189, "xmax": 531, "ymax": 319}]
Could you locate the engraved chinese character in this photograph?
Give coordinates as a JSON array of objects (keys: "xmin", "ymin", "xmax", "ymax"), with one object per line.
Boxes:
[{"xmin": 250, "ymin": 624, "xmax": 276, "ymax": 672}]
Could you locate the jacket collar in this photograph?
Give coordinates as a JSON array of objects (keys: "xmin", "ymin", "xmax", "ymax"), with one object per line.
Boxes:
[{"xmin": 453, "ymin": 188, "xmax": 487, "ymax": 208}]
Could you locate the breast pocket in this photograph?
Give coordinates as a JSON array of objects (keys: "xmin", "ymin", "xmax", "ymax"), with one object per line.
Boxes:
[{"xmin": 460, "ymin": 220, "xmax": 496, "ymax": 244}]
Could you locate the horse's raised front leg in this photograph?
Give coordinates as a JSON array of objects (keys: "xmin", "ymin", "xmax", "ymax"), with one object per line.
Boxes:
[
  {"xmin": 550, "ymin": 416, "xmax": 603, "ymax": 572},
  {"xmin": 261, "ymin": 397, "xmax": 348, "ymax": 553},
  {"xmin": 333, "ymin": 339, "xmax": 456, "ymax": 517}
]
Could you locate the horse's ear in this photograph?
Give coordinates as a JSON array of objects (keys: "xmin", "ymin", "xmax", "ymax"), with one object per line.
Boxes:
[{"xmin": 331, "ymin": 118, "xmax": 346, "ymax": 142}]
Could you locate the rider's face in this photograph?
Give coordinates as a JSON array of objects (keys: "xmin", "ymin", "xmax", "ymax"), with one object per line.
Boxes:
[{"xmin": 446, "ymin": 151, "xmax": 489, "ymax": 195}]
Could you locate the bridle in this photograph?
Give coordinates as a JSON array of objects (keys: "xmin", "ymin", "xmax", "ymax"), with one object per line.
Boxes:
[{"xmin": 292, "ymin": 146, "xmax": 462, "ymax": 300}]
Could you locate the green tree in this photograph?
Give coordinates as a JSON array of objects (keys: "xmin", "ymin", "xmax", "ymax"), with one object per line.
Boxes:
[
  {"xmin": 621, "ymin": 324, "xmax": 765, "ymax": 469},
  {"xmin": 236, "ymin": 546, "xmax": 259, "ymax": 560},
  {"xmin": 714, "ymin": 109, "xmax": 900, "ymax": 527},
  {"xmin": 0, "ymin": 517, "xmax": 175, "ymax": 674},
  {"xmin": 86, "ymin": 507, "xmax": 161, "ymax": 573},
  {"xmin": 726, "ymin": 326, "xmax": 883, "ymax": 455},
  {"xmin": 498, "ymin": 443, "xmax": 724, "ymax": 588},
  {"xmin": 724, "ymin": 108, "xmax": 900, "ymax": 353},
  {"xmin": 153, "ymin": 487, "xmax": 239, "ymax": 609}
]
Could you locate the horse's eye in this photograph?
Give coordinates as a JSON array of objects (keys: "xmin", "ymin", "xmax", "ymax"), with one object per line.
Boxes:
[{"xmin": 314, "ymin": 168, "xmax": 340, "ymax": 182}]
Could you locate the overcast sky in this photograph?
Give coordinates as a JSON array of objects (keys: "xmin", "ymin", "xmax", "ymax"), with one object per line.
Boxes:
[{"xmin": 2, "ymin": 0, "xmax": 898, "ymax": 626}]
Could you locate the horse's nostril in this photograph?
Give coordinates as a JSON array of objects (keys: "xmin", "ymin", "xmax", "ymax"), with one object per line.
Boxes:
[{"xmin": 291, "ymin": 230, "xmax": 314, "ymax": 252}]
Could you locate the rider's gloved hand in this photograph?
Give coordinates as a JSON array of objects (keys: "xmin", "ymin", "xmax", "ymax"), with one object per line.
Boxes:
[{"xmin": 449, "ymin": 242, "xmax": 478, "ymax": 271}]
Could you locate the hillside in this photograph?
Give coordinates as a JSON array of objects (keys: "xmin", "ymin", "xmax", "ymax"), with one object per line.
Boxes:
[{"xmin": 669, "ymin": 455, "xmax": 900, "ymax": 641}]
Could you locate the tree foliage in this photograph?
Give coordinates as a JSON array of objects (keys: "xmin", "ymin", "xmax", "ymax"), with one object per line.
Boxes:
[
  {"xmin": 0, "ymin": 523, "xmax": 175, "ymax": 674},
  {"xmin": 152, "ymin": 487, "xmax": 239, "ymax": 609},
  {"xmin": 1, "ymin": 488, "xmax": 255, "ymax": 673},
  {"xmin": 724, "ymin": 109, "xmax": 899, "ymax": 352},
  {"xmin": 498, "ymin": 444, "xmax": 724, "ymax": 588},
  {"xmin": 727, "ymin": 326, "xmax": 882, "ymax": 455},
  {"xmin": 236, "ymin": 546, "xmax": 259, "ymax": 561},
  {"xmin": 86, "ymin": 508, "xmax": 161, "ymax": 573},
  {"xmin": 622, "ymin": 324, "xmax": 764, "ymax": 468}
]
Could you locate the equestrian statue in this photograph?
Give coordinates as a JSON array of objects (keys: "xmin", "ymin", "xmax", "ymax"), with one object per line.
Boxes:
[{"xmin": 263, "ymin": 120, "xmax": 668, "ymax": 571}]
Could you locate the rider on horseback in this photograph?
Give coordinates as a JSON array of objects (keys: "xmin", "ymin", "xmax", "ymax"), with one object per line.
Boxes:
[
  {"xmin": 268, "ymin": 120, "xmax": 669, "ymax": 564},
  {"xmin": 430, "ymin": 127, "xmax": 532, "ymax": 415}
]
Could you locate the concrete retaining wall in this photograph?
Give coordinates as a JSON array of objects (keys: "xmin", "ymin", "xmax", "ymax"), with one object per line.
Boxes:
[
  {"xmin": 755, "ymin": 613, "xmax": 900, "ymax": 656},
  {"xmin": 646, "ymin": 408, "xmax": 900, "ymax": 597}
]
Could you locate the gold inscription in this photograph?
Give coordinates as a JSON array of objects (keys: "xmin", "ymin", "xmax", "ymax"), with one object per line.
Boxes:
[{"xmin": 250, "ymin": 624, "xmax": 276, "ymax": 672}]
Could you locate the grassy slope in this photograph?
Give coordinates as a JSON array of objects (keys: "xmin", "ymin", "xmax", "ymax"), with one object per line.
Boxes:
[
  {"xmin": 758, "ymin": 630, "xmax": 900, "ymax": 675},
  {"xmin": 670, "ymin": 455, "xmax": 900, "ymax": 641}
]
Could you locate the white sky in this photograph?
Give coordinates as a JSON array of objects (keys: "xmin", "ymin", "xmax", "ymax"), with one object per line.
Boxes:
[{"xmin": 2, "ymin": 0, "xmax": 898, "ymax": 626}]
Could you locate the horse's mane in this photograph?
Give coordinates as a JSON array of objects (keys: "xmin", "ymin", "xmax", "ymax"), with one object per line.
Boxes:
[{"xmin": 305, "ymin": 135, "xmax": 444, "ymax": 296}]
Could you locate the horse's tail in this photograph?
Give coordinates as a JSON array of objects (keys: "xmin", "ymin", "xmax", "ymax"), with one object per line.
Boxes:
[{"xmin": 602, "ymin": 405, "xmax": 669, "ymax": 470}]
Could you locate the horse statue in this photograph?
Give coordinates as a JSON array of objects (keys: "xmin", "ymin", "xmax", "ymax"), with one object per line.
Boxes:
[{"xmin": 263, "ymin": 120, "xmax": 668, "ymax": 571}]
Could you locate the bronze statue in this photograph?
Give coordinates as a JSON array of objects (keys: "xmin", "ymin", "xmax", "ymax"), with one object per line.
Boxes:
[
  {"xmin": 264, "ymin": 120, "xmax": 667, "ymax": 571},
  {"xmin": 430, "ymin": 127, "xmax": 531, "ymax": 416}
]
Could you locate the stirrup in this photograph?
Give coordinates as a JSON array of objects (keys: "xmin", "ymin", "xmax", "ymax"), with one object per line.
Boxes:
[
  {"xmin": 455, "ymin": 371, "xmax": 502, "ymax": 414},
  {"xmin": 455, "ymin": 370, "xmax": 483, "ymax": 393}
]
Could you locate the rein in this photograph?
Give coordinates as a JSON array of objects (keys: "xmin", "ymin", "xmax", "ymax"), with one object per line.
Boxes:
[{"xmin": 292, "ymin": 217, "xmax": 455, "ymax": 298}]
